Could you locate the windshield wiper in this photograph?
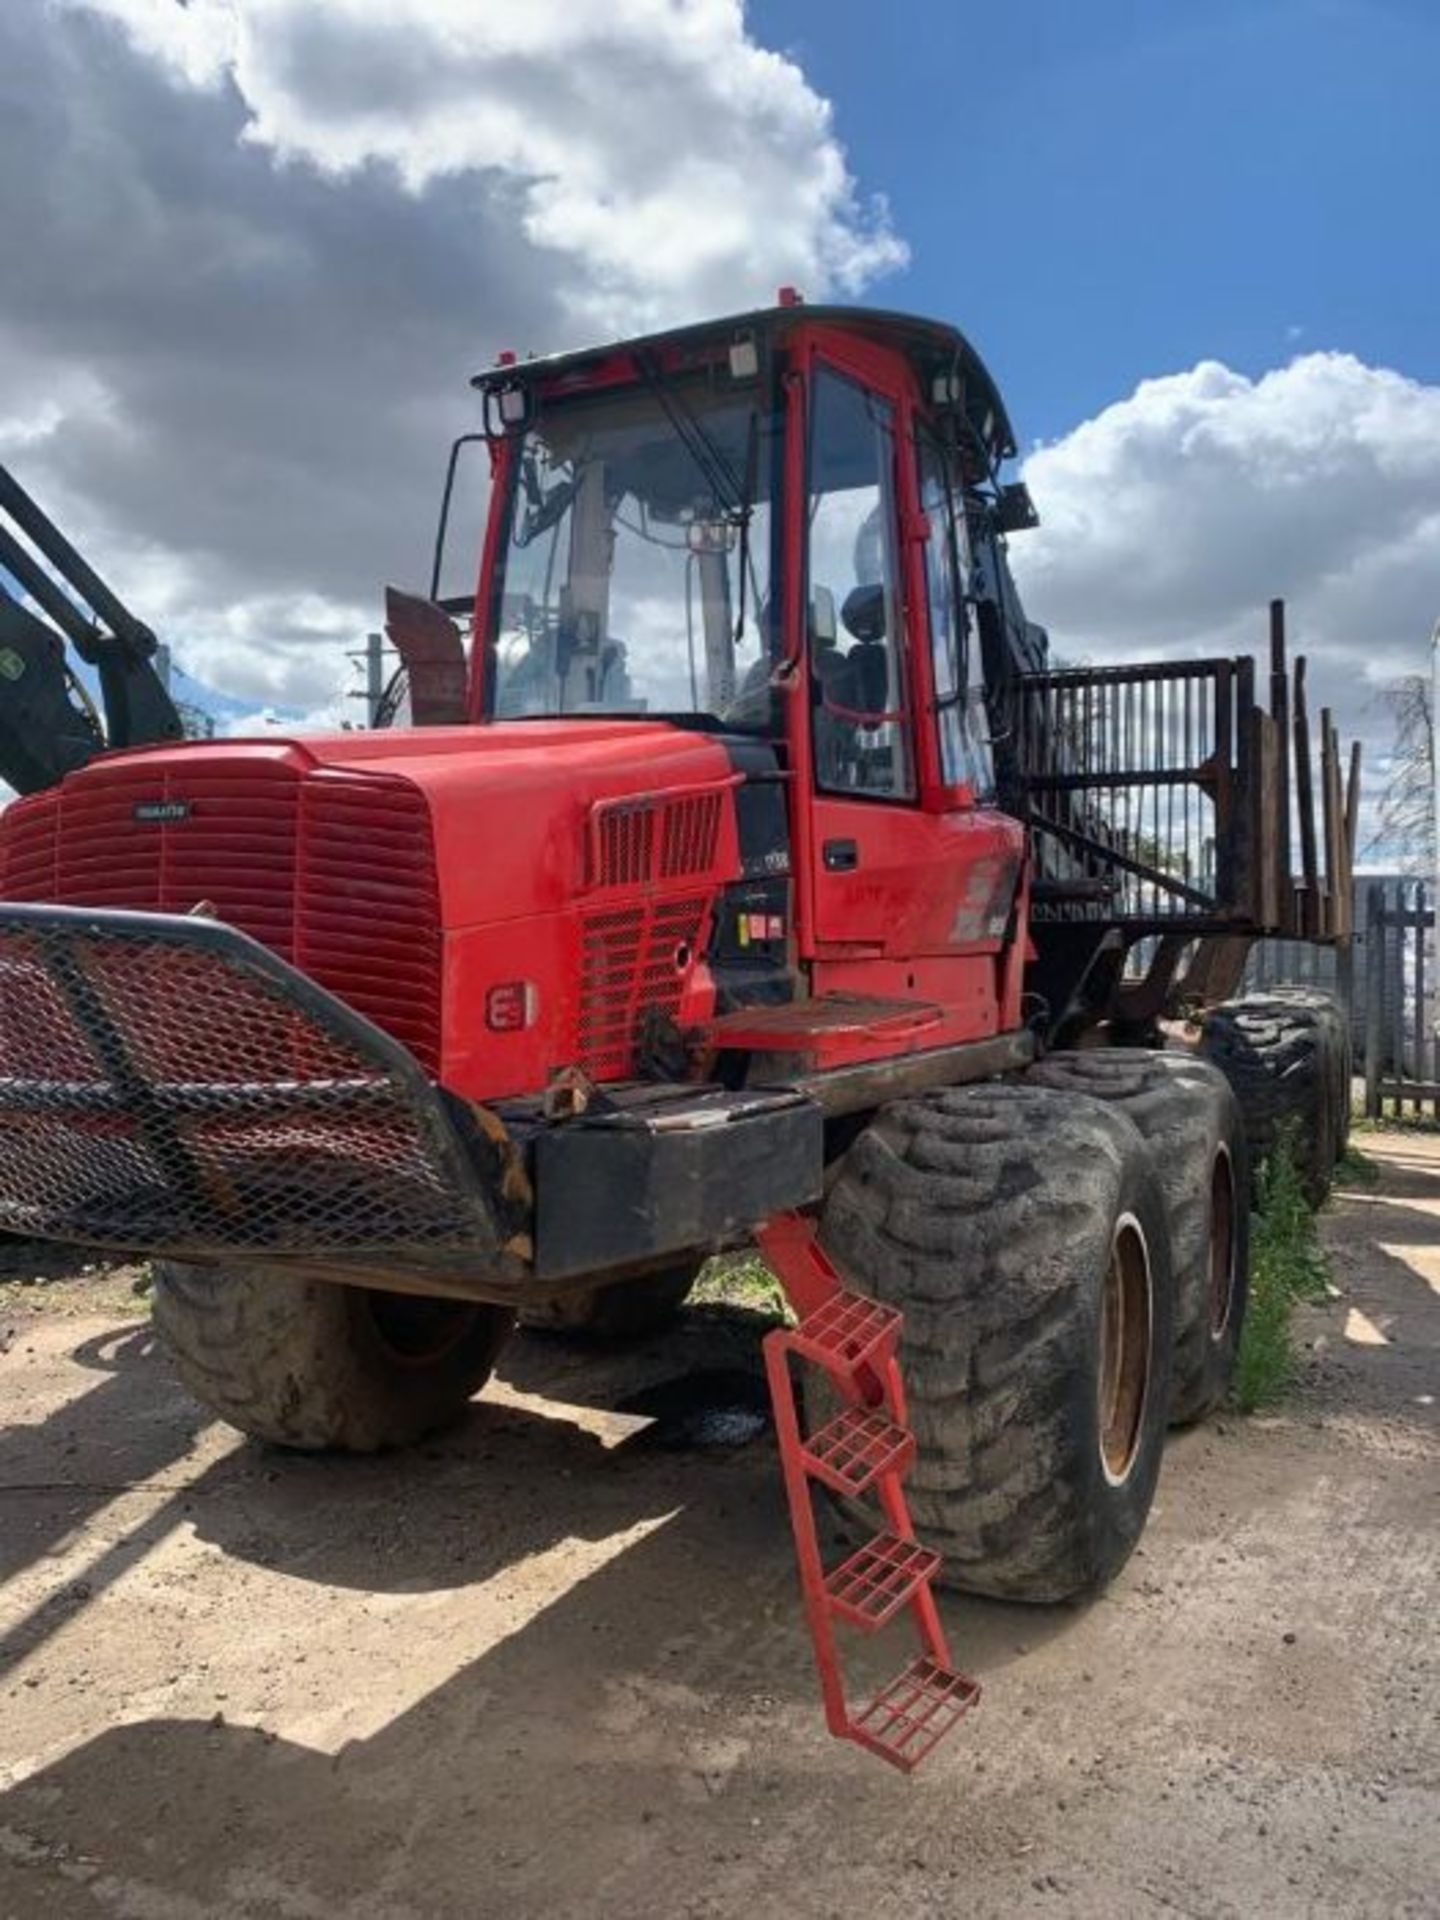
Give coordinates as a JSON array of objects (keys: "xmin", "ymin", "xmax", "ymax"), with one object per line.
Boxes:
[
  {"xmin": 731, "ymin": 410, "xmax": 759, "ymax": 652},
  {"xmin": 635, "ymin": 352, "xmax": 750, "ymax": 521},
  {"xmin": 634, "ymin": 353, "xmax": 765, "ymax": 668}
]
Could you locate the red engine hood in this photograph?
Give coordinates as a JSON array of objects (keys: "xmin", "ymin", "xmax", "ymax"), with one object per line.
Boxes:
[
  {"xmin": 0, "ymin": 721, "xmax": 746, "ymax": 1100},
  {"xmin": 47, "ymin": 719, "xmax": 739, "ymax": 929},
  {"xmin": 312, "ymin": 720, "xmax": 739, "ymax": 928}
]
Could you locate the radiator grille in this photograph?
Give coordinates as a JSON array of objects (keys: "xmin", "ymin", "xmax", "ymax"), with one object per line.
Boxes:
[
  {"xmin": 0, "ymin": 759, "xmax": 442, "ymax": 1075},
  {"xmin": 578, "ymin": 894, "xmax": 708, "ymax": 1080},
  {"xmin": 296, "ymin": 774, "xmax": 441, "ymax": 1072},
  {"xmin": 0, "ymin": 797, "xmax": 59, "ymax": 899}
]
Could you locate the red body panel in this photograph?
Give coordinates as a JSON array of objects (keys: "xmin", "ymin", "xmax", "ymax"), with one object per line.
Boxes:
[
  {"xmin": 771, "ymin": 320, "xmax": 1028, "ymax": 1034},
  {"xmin": 808, "ymin": 799, "xmax": 1023, "ymax": 958},
  {"xmin": 0, "ymin": 724, "xmax": 741, "ymax": 1103}
]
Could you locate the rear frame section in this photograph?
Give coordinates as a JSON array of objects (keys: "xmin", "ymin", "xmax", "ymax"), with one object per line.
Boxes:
[{"xmin": 1016, "ymin": 606, "xmax": 1357, "ymax": 946}]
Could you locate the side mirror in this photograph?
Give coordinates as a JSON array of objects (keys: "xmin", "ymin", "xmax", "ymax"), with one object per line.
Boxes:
[
  {"xmin": 995, "ymin": 483, "xmax": 1039, "ymax": 535},
  {"xmin": 810, "ymin": 585, "xmax": 837, "ymax": 645}
]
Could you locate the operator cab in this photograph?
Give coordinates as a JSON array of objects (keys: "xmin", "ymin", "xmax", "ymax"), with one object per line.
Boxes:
[
  {"xmin": 460, "ymin": 302, "xmax": 1041, "ymax": 772},
  {"xmin": 457, "ymin": 301, "xmax": 1043, "ymax": 1041}
]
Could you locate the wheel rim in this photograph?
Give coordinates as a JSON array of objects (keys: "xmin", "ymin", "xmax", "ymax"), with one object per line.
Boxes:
[
  {"xmin": 364, "ymin": 1292, "xmax": 482, "ymax": 1369},
  {"xmin": 1208, "ymin": 1146, "xmax": 1237, "ymax": 1338},
  {"xmin": 1098, "ymin": 1215, "xmax": 1152, "ymax": 1487}
]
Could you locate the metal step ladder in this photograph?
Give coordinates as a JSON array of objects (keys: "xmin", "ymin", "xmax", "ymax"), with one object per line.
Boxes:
[{"xmin": 756, "ymin": 1218, "xmax": 979, "ymax": 1773}]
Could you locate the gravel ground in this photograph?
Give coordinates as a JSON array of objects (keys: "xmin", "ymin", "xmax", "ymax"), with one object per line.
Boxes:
[{"xmin": 0, "ymin": 1130, "xmax": 1435, "ymax": 1919}]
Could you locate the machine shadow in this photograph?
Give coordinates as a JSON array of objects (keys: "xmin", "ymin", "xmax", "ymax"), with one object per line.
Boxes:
[
  {"xmin": 175, "ymin": 1301, "xmax": 786, "ymax": 1594},
  {"xmin": 0, "ymin": 1420, "xmax": 1072, "ymax": 1919},
  {"xmin": 0, "ymin": 1316, "xmax": 208, "ymax": 1586},
  {"xmin": 1, "ymin": 1294, "xmax": 1096, "ymax": 1658},
  {"xmin": 0, "ymin": 1295, "xmax": 1103, "ymax": 1914}
]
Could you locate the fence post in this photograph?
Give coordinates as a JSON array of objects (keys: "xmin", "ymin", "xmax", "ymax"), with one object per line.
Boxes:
[
  {"xmin": 1364, "ymin": 882, "xmax": 1384, "ymax": 1119},
  {"xmin": 1392, "ymin": 883, "xmax": 1408, "ymax": 1121},
  {"xmin": 1415, "ymin": 884, "xmax": 1428, "ymax": 1119}
]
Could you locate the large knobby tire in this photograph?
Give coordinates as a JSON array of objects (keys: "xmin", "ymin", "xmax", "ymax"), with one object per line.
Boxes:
[
  {"xmin": 820, "ymin": 1085, "xmax": 1175, "ymax": 1604},
  {"xmin": 1198, "ymin": 992, "xmax": 1347, "ymax": 1204},
  {"xmin": 517, "ymin": 1263, "xmax": 698, "ymax": 1341},
  {"xmin": 153, "ymin": 1263, "xmax": 514, "ymax": 1451},
  {"xmin": 1281, "ymin": 988, "xmax": 1353, "ymax": 1158},
  {"xmin": 1028, "ymin": 1050, "xmax": 1250, "ymax": 1426}
]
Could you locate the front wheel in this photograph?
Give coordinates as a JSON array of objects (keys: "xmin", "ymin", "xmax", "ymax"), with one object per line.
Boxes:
[
  {"xmin": 153, "ymin": 1263, "xmax": 513, "ymax": 1451},
  {"xmin": 820, "ymin": 1084, "xmax": 1175, "ymax": 1603}
]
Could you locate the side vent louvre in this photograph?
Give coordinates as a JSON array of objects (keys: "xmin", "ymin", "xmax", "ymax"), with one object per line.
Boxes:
[
  {"xmin": 578, "ymin": 895, "xmax": 709, "ymax": 1082},
  {"xmin": 595, "ymin": 802, "xmax": 656, "ymax": 890},
  {"xmin": 590, "ymin": 785, "xmax": 725, "ymax": 888},
  {"xmin": 660, "ymin": 790, "xmax": 724, "ymax": 879},
  {"xmin": 580, "ymin": 782, "xmax": 732, "ymax": 1079}
]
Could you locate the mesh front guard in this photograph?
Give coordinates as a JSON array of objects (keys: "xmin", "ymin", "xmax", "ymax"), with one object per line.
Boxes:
[{"xmin": 0, "ymin": 905, "xmax": 498, "ymax": 1262}]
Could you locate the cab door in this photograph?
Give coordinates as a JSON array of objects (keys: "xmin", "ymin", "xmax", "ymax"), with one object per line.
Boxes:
[{"xmin": 797, "ymin": 339, "xmax": 1023, "ymax": 989}]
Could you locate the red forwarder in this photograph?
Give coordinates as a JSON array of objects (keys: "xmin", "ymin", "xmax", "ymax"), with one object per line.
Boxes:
[{"xmin": 0, "ymin": 299, "xmax": 1355, "ymax": 1768}]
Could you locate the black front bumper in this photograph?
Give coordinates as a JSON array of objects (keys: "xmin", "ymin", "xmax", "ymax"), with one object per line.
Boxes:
[{"xmin": 0, "ymin": 905, "xmax": 827, "ymax": 1297}]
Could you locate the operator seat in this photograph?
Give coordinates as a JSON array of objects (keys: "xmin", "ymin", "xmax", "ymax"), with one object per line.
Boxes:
[{"xmin": 839, "ymin": 582, "xmax": 890, "ymax": 715}]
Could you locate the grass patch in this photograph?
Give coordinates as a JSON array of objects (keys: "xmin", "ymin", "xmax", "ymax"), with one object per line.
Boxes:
[
  {"xmin": 690, "ymin": 1252, "xmax": 792, "ymax": 1322},
  {"xmin": 1234, "ymin": 1126, "xmax": 1331, "ymax": 1412},
  {"xmin": 1334, "ymin": 1141, "xmax": 1381, "ymax": 1189},
  {"xmin": 0, "ymin": 1257, "xmax": 151, "ymax": 1319}
]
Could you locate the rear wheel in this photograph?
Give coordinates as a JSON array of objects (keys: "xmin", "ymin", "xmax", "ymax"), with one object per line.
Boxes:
[
  {"xmin": 819, "ymin": 1084, "xmax": 1174, "ymax": 1603},
  {"xmin": 153, "ymin": 1262, "xmax": 513, "ymax": 1451},
  {"xmin": 1198, "ymin": 992, "xmax": 1346, "ymax": 1203},
  {"xmin": 1028, "ymin": 1051, "xmax": 1250, "ymax": 1425},
  {"xmin": 517, "ymin": 1262, "xmax": 698, "ymax": 1341},
  {"xmin": 1299, "ymin": 989, "xmax": 1353, "ymax": 1158}
]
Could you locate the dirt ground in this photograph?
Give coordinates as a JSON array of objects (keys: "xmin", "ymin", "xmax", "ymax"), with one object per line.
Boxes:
[{"xmin": 0, "ymin": 1133, "xmax": 1435, "ymax": 1919}]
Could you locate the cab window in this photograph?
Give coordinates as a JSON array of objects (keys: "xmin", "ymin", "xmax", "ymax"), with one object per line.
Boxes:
[
  {"xmin": 918, "ymin": 435, "xmax": 993, "ymax": 799},
  {"xmin": 807, "ymin": 368, "xmax": 912, "ymax": 798}
]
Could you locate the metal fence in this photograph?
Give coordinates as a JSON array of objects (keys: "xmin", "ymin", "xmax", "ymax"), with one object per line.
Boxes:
[
  {"xmin": 1244, "ymin": 876, "xmax": 1437, "ymax": 1120},
  {"xmin": 1360, "ymin": 880, "xmax": 1438, "ymax": 1119}
]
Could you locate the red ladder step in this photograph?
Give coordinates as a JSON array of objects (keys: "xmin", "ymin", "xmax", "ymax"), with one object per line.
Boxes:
[
  {"xmin": 755, "ymin": 1216, "xmax": 979, "ymax": 1775},
  {"xmin": 825, "ymin": 1532, "xmax": 942, "ymax": 1630},
  {"xmin": 851, "ymin": 1656, "xmax": 981, "ymax": 1771},
  {"xmin": 785, "ymin": 1288, "xmax": 902, "ymax": 1386},
  {"xmin": 801, "ymin": 1406, "xmax": 915, "ymax": 1496}
]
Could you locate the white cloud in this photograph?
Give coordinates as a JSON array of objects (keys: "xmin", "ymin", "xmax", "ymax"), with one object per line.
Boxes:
[
  {"xmin": 1010, "ymin": 353, "xmax": 1440, "ymax": 828},
  {"xmin": 63, "ymin": 0, "xmax": 906, "ymax": 331},
  {"xmin": 6, "ymin": 0, "xmax": 904, "ymax": 716}
]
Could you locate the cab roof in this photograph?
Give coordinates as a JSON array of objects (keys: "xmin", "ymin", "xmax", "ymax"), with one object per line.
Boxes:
[{"xmin": 471, "ymin": 303, "xmax": 1020, "ymax": 468}]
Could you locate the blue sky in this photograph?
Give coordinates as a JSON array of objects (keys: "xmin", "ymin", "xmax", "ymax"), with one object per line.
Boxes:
[{"xmin": 755, "ymin": 0, "xmax": 1439, "ymax": 443}]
